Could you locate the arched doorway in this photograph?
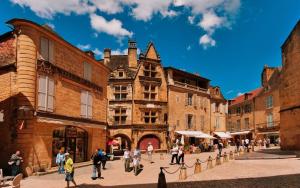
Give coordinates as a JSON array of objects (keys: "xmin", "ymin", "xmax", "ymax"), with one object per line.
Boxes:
[
  {"xmin": 138, "ymin": 134, "xmax": 160, "ymax": 150},
  {"xmin": 109, "ymin": 134, "xmax": 131, "ymax": 155},
  {"xmin": 52, "ymin": 126, "xmax": 88, "ymax": 166}
]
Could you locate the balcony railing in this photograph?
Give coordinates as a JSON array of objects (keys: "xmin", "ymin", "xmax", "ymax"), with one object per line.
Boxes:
[
  {"xmin": 173, "ymin": 81, "xmax": 208, "ymax": 93},
  {"xmin": 256, "ymin": 121, "xmax": 280, "ymax": 132}
]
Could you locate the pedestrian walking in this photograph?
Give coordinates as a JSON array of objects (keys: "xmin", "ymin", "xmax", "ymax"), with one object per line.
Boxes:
[
  {"xmin": 56, "ymin": 148, "xmax": 65, "ymax": 174},
  {"xmin": 132, "ymin": 147, "xmax": 141, "ymax": 176},
  {"xmin": 263, "ymin": 138, "xmax": 267, "ymax": 149},
  {"xmin": 236, "ymin": 139, "xmax": 241, "ymax": 152},
  {"xmin": 217, "ymin": 140, "xmax": 223, "ymax": 156},
  {"xmin": 98, "ymin": 149, "xmax": 107, "ymax": 170},
  {"xmin": 178, "ymin": 145, "xmax": 184, "ymax": 164},
  {"xmin": 123, "ymin": 147, "xmax": 131, "ymax": 172},
  {"xmin": 147, "ymin": 142, "xmax": 154, "ymax": 163},
  {"xmin": 8, "ymin": 150, "xmax": 23, "ymax": 176},
  {"xmin": 91, "ymin": 149, "xmax": 101, "ymax": 180},
  {"xmin": 64, "ymin": 153, "xmax": 77, "ymax": 188},
  {"xmin": 245, "ymin": 138, "xmax": 249, "ymax": 152},
  {"xmin": 170, "ymin": 144, "xmax": 179, "ymax": 165}
]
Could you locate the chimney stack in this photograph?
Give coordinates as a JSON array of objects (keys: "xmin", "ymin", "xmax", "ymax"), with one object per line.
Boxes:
[
  {"xmin": 85, "ymin": 50, "xmax": 95, "ymax": 59},
  {"xmin": 128, "ymin": 40, "xmax": 137, "ymax": 68},
  {"xmin": 103, "ymin": 48, "xmax": 111, "ymax": 66}
]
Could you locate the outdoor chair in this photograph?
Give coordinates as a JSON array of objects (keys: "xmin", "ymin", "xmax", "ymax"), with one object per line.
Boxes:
[{"xmin": 7, "ymin": 174, "xmax": 22, "ymax": 188}]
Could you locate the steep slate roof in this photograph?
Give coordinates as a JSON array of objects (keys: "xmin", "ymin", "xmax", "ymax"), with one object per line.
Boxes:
[
  {"xmin": 100, "ymin": 55, "xmax": 137, "ymax": 79},
  {"xmin": 229, "ymin": 87, "xmax": 263, "ymax": 106}
]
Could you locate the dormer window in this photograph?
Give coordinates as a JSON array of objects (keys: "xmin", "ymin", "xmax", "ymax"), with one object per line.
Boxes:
[
  {"xmin": 118, "ymin": 71, "xmax": 124, "ymax": 78},
  {"xmin": 215, "ymin": 88, "xmax": 220, "ymax": 95}
]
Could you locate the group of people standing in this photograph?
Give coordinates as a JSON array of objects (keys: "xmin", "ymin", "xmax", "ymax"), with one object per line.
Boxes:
[
  {"xmin": 170, "ymin": 144, "xmax": 185, "ymax": 165},
  {"xmin": 123, "ymin": 146, "xmax": 142, "ymax": 176}
]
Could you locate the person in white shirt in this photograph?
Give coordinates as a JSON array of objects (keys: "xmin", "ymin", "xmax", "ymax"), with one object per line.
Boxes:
[
  {"xmin": 245, "ymin": 138, "xmax": 249, "ymax": 151},
  {"xmin": 123, "ymin": 147, "xmax": 131, "ymax": 172},
  {"xmin": 178, "ymin": 145, "xmax": 184, "ymax": 164},
  {"xmin": 147, "ymin": 142, "xmax": 154, "ymax": 163},
  {"xmin": 170, "ymin": 145, "xmax": 179, "ymax": 165},
  {"xmin": 132, "ymin": 147, "xmax": 141, "ymax": 176}
]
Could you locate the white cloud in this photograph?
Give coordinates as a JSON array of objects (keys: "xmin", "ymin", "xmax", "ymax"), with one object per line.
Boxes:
[
  {"xmin": 92, "ymin": 0, "xmax": 123, "ymax": 14},
  {"xmin": 188, "ymin": 15, "xmax": 195, "ymax": 24},
  {"xmin": 186, "ymin": 45, "xmax": 191, "ymax": 51},
  {"xmin": 237, "ymin": 92, "xmax": 244, "ymax": 96},
  {"xmin": 199, "ymin": 34, "xmax": 216, "ymax": 48},
  {"xmin": 111, "ymin": 48, "xmax": 141, "ymax": 55},
  {"xmin": 10, "ymin": 0, "xmax": 95, "ymax": 19},
  {"xmin": 90, "ymin": 14, "xmax": 133, "ymax": 37},
  {"xmin": 198, "ymin": 11, "xmax": 224, "ymax": 34},
  {"xmin": 46, "ymin": 22, "xmax": 55, "ymax": 29},
  {"xmin": 93, "ymin": 32, "xmax": 98, "ymax": 38},
  {"xmin": 226, "ymin": 90, "xmax": 234, "ymax": 94},
  {"xmin": 77, "ymin": 44, "xmax": 91, "ymax": 50},
  {"xmin": 10, "ymin": 0, "xmax": 241, "ymax": 48},
  {"xmin": 92, "ymin": 48, "xmax": 103, "ymax": 57}
]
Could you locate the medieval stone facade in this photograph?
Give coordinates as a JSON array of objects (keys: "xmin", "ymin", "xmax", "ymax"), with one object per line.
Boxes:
[
  {"xmin": 105, "ymin": 42, "xmax": 168, "ymax": 151},
  {"xmin": 0, "ymin": 19, "xmax": 109, "ymax": 173},
  {"xmin": 280, "ymin": 20, "xmax": 300, "ymax": 150}
]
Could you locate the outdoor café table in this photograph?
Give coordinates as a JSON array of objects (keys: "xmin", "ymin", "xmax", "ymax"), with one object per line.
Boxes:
[{"xmin": 0, "ymin": 176, "xmax": 14, "ymax": 187}]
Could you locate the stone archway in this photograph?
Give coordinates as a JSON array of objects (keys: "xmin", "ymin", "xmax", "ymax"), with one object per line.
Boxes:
[
  {"xmin": 138, "ymin": 134, "xmax": 161, "ymax": 150},
  {"xmin": 112, "ymin": 133, "xmax": 132, "ymax": 151}
]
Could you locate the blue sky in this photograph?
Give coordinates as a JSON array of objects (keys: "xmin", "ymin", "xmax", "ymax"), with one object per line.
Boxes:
[{"xmin": 0, "ymin": 0, "xmax": 299, "ymax": 99}]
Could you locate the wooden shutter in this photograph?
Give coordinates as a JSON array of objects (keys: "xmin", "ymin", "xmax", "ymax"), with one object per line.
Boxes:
[
  {"xmin": 84, "ymin": 62, "xmax": 92, "ymax": 81},
  {"xmin": 88, "ymin": 92, "xmax": 93, "ymax": 118},
  {"xmin": 47, "ymin": 78, "xmax": 54, "ymax": 112},
  {"xmin": 81, "ymin": 91, "xmax": 87, "ymax": 117},
  {"xmin": 38, "ymin": 76, "xmax": 47, "ymax": 110},
  {"xmin": 40, "ymin": 37, "xmax": 49, "ymax": 61},
  {"xmin": 185, "ymin": 114, "xmax": 188, "ymax": 129},
  {"xmin": 192, "ymin": 115, "xmax": 196, "ymax": 129},
  {"xmin": 49, "ymin": 40, "xmax": 54, "ymax": 63},
  {"xmin": 185, "ymin": 93, "xmax": 188, "ymax": 106}
]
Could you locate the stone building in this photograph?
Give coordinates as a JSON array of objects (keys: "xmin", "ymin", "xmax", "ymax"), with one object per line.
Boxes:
[
  {"xmin": 227, "ymin": 88, "xmax": 262, "ymax": 140},
  {"xmin": 104, "ymin": 41, "xmax": 168, "ymax": 151},
  {"xmin": 280, "ymin": 20, "xmax": 300, "ymax": 150},
  {"xmin": 0, "ymin": 19, "xmax": 109, "ymax": 173},
  {"xmin": 255, "ymin": 66, "xmax": 281, "ymax": 142},
  {"xmin": 209, "ymin": 86, "xmax": 228, "ymax": 134},
  {"xmin": 227, "ymin": 65, "xmax": 281, "ymax": 143},
  {"xmin": 165, "ymin": 67, "xmax": 211, "ymax": 144}
]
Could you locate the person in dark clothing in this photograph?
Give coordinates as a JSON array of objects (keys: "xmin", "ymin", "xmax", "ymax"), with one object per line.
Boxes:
[
  {"xmin": 9, "ymin": 151, "xmax": 23, "ymax": 176},
  {"xmin": 91, "ymin": 149, "xmax": 102, "ymax": 180},
  {"xmin": 98, "ymin": 149, "xmax": 107, "ymax": 170},
  {"xmin": 217, "ymin": 140, "xmax": 223, "ymax": 156}
]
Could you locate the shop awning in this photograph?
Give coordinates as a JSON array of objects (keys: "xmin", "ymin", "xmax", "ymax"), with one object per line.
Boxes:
[
  {"xmin": 230, "ymin": 130, "xmax": 251, "ymax": 135},
  {"xmin": 196, "ymin": 133, "xmax": 216, "ymax": 139},
  {"xmin": 214, "ymin": 132, "xmax": 232, "ymax": 139},
  {"xmin": 175, "ymin": 130, "xmax": 205, "ymax": 137},
  {"xmin": 256, "ymin": 131, "xmax": 279, "ymax": 135},
  {"xmin": 175, "ymin": 131, "xmax": 215, "ymax": 139}
]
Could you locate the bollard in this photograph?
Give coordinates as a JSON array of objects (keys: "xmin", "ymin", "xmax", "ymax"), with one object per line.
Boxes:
[
  {"xmin": 179, "ymin": 164, "xmax": 187, "ymax": 180},
  {"xmin": 239, "ymin": 148, "xmax": 244, "ymax": 155},
  {"xmin": 223, "ymin": 152, "xmax": 229, "ymax": 162},
  {"xmin": 215, "ymin": 155, "xmax": 222, "ymax": 166},
  {"xmin": 207, "ymin": 156, "xmax": 213, "ymax": 169},
  {"xmin": 230, "ymin": 151, "xmax": 235, "ymax": 160},
  {"xmin": 160, "ymin": 153, "xmax": 164, "ymax": 160},
  {"xmin": 158, "ymin": 167, "xmax": 167, "ymax": 188},
  {"xmin": 194, "ymin": 159, "xmax": 202, "ymax": 174}
]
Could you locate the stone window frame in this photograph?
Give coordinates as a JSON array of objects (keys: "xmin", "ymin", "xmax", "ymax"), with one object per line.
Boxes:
[
  {"xmin": 186, "ymin": 93, "xmax": 193, "ymax": 106},
  {"xmin": 38, "ymin": 75, "xmax": 55, "ymax": 112},
  {"xmin": 114, "ymin": 107, "xmax": 127, "ymax": 125},
  {"xmin": 144, "ymin": 110, "xmax": 157, "ymax": 124},
  {"xmin": 244, "ymin": 118, "xmax": 250, "ymax": 129},
  {"xmin": 236, "ymin": 119, "xmax": 241, "ymax": 130},
  {"xmin": 266, "ymin": 95, "xmax": 273, "ymax": 109},
  {"xmin": 143, "ymin": 84, "xmax": 156, "ymax": 100},
  {"xmin": 215, "ymin": 116, "xmax": 220, "ymax": 129},
  {"xmin": 40, "ymin": 36, "xmax": 54, "ymax": 63},
  {"xmin": 114, "ymin": 85, "xmax": 127, "ymax": 100},
  {"xmin": 186, "ymin": 114, "xmax": 194, "ymax": 129},
  {"xmin": 143, "ymin": 63, "xmax": 157, "ymax": 78}
]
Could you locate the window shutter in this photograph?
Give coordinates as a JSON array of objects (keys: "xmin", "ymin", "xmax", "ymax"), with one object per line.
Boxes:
[
  {"xmin": 81, "ymin": 91, "xmax": 87, "ymax": 117},
  {"xmin": 185, "ymin": 114, "xmax": 188, "ymax": 129},
  {"xmin": 40, "ymin": 37, "xmax": 49, "ymax": 61},
  {"xmin": 49, "ymin": 40, "xmax": 54, "ymax": 63},
  {"xmin": 185, "ymin": 93, "xmax": 188, "ymax": 106},
  {"xmin": 84, "ymin": 62, "xmax": 92, "ymax": 81},
  {"xmin": 47, "ymin": 78, "xmax": 54, "ymax": 112},
  {"xmin": 38, "ymin": 76, "xmax": 47, "ymax": 110},
  {"xmin": 193, "ymin": 115, "xmax": 196, "ymax": 129},
  {"xmin": 88, "ymin": 92, "xmax": 93, "ymax": 118}
]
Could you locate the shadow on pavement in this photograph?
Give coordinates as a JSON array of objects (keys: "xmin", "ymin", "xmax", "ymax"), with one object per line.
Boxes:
[{"xmin": 77, "ymin": 173, "xmax": 300, "ymax": 188}]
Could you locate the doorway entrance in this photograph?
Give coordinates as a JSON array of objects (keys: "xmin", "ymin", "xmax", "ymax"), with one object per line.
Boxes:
[{"xmin": 52, "ymin": 126, "xmax": 88, "ymax": 166}]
